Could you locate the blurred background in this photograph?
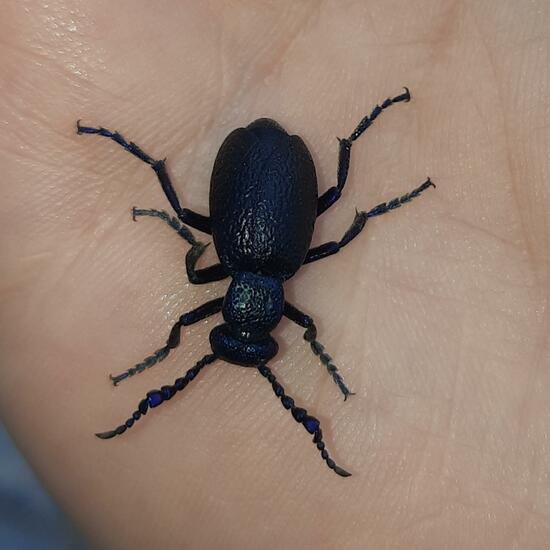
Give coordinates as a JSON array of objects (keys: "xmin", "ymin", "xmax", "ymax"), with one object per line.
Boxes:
[{"xmin": 0, "ymin": 424, "xmax": 90, "ymax": 549}]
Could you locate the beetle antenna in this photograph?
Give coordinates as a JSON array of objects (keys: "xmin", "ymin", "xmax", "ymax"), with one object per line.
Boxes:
[
  {"xmin": 96, "ymin": 353, "xmax": 217, "ymax": 439},
  {"xmin": 257, "ymin": 363, "xmax": 351, "ymax": 477}
]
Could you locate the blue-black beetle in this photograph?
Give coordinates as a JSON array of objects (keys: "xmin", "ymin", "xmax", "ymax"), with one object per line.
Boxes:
[{"xmin": 77, "ymin": 87, "xmax": 434, "ymax": 477}]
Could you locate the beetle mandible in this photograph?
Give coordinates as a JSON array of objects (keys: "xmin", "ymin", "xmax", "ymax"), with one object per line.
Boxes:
[{"xmin": 77, "ymin": 87, "xmax": 434, "ymax": 477}]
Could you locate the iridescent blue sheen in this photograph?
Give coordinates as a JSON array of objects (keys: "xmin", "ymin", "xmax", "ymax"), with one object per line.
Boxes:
[
  {"xmin": 138, "ymin": 399, "xmax": 148, "ymax": 415},
  {"xmin": 174, "ymin": 377, "xmax": 187, "ymax": 391},
  {"xmin": 291, "ymin": 407, "xmax": 306, "ymax": 422},
  {"xmin": 281, "ymin": 396, "xmax": 294, "ymax": 410},
  {"xmin": 303, "ymin": 416, "xmax": 320, "ymax": 434},
  {"xmin": 161, "ymin": 385, "xmax": 176, "ymax": 400},
  {"xmin": 147, "ymin": 390, "xmax": 163, "ymax": 408},
  {"xmin": 209, "ymin": 324, "xmax": 278, "ymax": 366}
]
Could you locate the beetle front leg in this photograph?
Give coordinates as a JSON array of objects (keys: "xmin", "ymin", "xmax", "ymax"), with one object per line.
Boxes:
[
  {"xmin": 305, "ymin": 177, "xmax": 435, "ymax": 264},
  {"xmin": 76, "ymin": 122, "xmax": 211, "ymax": 234},
  {"xmin": 317, "ymin": 88, "xmax": 412, "ymax": 216}
]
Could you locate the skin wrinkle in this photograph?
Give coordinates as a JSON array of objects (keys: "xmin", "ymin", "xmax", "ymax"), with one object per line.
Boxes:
[
  {"xmin": 246, "ymin": 4, "xmax": 321, "ymax": 89},
  {"xmin": 470, "ymin": 8, "xmax": 541, "ymax": 286},
  {"xmin": 469, "ymin": 83, "xmax": 494, "ymax": 141},
  {"xmin": 488, "ymin": 487, "xmax": 544, "ymax": 548},
  {"xmin": 384, "ymin": 262, "xmax": 537, "ymax": 306},
  {"xmin": 469, "ymin": 16, "xmax": 550, "ymax": 508},
  {"xmin": 211, "ymin": 2, "xmax": 227, "ymax": 129},
  {"xmin": 406, "ymin": 0, "xmax": 462, "ymax": 93},
  {"xmin": 441, "ymin": 311, "xmax": 466, "ymax": 469},
  {"xmin": 210, "ymin": 5, "xmax": 317, "ymax": 125},
  {"xmin": 444, "ymin": 209, "xmax": 522, "ymax": 252}
]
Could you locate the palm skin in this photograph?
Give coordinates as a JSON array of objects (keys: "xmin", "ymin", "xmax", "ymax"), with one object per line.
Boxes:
[{"xmin": 1, "ymin": 2, "xmax": 550, "ymax": 549}]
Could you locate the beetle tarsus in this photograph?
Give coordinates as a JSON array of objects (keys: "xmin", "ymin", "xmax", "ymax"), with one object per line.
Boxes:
[
  {"xmin": 398, "ymin": 86, "xmax": 411, "ymax": 102},
  {"xmin": 110, "ymin": 372, "xmax": 128, "ymax": 386},
  {"xmin": 95, "ymin": 430, "xmax": 117, "ymax": 440}
]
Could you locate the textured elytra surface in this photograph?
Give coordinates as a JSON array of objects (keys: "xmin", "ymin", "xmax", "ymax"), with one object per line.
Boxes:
[{"xmin": 210, "ymin": 119, "xmax": 318, "ymax": 280}]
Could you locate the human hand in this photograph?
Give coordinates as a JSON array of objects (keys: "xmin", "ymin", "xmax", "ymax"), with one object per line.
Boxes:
[{"xmin": 2, "ymin": 2, "xmax": 550, "ymax": 548}]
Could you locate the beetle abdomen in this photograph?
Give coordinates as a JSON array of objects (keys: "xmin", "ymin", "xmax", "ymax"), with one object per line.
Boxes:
[{"xmin": 209, "ymin": 119, "xmax": 318, "ymax": 280}]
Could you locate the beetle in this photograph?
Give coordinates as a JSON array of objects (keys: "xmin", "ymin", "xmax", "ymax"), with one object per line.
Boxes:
[{"xmin": 77, "ymin": 87, "xmax": 434, "ymax": 477}]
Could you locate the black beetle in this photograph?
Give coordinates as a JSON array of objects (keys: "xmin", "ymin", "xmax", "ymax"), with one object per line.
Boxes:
[{"xmin": 77, "ymin": 87, "xmax": 434, "ymax": 477}]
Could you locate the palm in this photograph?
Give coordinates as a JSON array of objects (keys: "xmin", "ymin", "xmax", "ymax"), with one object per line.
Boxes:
[{"xmin": 2, "ymin": 2, "xmax": 549, "ymax": 549}]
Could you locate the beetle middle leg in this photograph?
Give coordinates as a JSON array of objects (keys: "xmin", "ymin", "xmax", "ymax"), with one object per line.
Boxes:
[
  {"xmin": 283, "ymin": 302, "xmax": 354, "ymax": 400},
  {"xmin": 109, "ymin": 298, "xmax": 223, "ymax": 386},
  {"xmin": 131, "ymin": 208, "xmax": 228, "ymax": 284},
  {"xmin": 304, "ymin": 177, "xmax": 435, "ymax": 264},
  {"xmin": 317, "ymin": 87, "xmax": 412, "ymax": 216},
  {"xmin": 76, "ymin": 121, "xmax": 211, "ymax": 234}
]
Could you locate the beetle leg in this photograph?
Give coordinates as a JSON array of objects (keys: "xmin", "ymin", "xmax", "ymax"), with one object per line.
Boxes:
[
  {"xmin": 257, "ymin": 363, "xmax": 351, "ymax": 477},
  {"xmin": 130, "ymin": 208, "xmax": 228, "ymax": 285},
  {"xmin": 185, "ymin": 244, "xmax": 228, "ymax": 285},
  {"xmin": 76, "ymin": 121, "xmax": 211, "ymax": 234},
  {"xmin": 317, "ymin": 88, "xmax": 412, "ymax": 216},
  {"xmin": 283, "ymin": 302, "xmax": 354, "ymax": 400},
  {"xmin": 305, "ymin": 177, "xmax": 435, "ymax": 264},
  {"xmin": 96, "ymin": 353, "xmax": 217, "ymax": 439},
  {"xmin": 131, "ymin": 208, "xmax": 201, "ymax": 247},
  {"xmin": 109, "ymin": 298, "xmax": 223, "ymax": 386}
]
